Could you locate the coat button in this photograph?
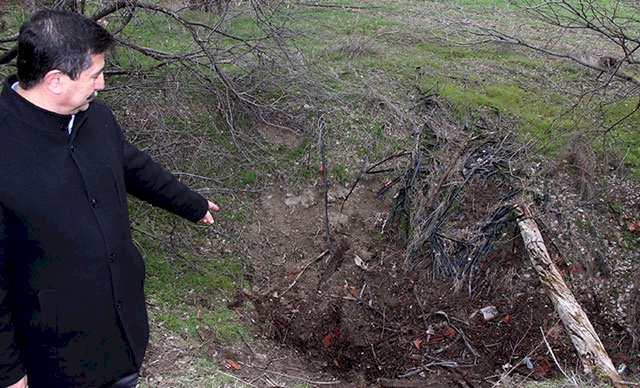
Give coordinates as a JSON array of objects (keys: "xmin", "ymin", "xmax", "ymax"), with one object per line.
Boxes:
[
  {"xmin": 69, "ymin": 145, "xmax": 75, "ymax": 153},
  {"xmin": 117, "ymin": 301, "xmax": 123, "ymax": 310},
  {"xmin": 109, "ymin": 253, "xmax": 116, "ymax": 263},
  {"xmin": 91, "ymin": 198, "xmax": 97, "ymax": 208}
]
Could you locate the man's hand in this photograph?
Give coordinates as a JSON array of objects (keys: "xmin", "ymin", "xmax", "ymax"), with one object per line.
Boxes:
[
  {"xmin": 5, "ymin": 375, "xmax": 27, "ymax": 388},
  {"xmin": 199, "ymin": 200, "xmax": 220, "ymax": 224}
]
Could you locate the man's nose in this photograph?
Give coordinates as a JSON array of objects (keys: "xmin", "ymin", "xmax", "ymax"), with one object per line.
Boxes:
[{"xmin": 96, "ymin": 73, "xmax": 105, "ymax": 90}]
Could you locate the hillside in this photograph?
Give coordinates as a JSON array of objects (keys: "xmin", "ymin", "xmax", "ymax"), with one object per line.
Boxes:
[{"xmin": 1, "ymin": 0, "xmax": 639, "ymax": 387}]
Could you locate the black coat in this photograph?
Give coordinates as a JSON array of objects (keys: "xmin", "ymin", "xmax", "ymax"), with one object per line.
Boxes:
[{"xmin": 0, "ymin": 76, "xmax": 208, "ymax": 387}]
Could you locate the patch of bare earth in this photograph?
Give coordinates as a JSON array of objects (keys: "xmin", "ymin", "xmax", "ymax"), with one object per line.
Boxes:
[
  {"xmin": 139, "ymin": 117, "xmax": 638, "ymax": 388},
  {"xmin": 235, "ymin": 170, "xmax": 584, "ymax": 387},
  {"xmin": 227, "ymin": 105, "xmax": 640, "ymax": 387}
]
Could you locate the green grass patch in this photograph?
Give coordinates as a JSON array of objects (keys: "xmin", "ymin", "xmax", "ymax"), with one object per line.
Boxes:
[
  {"xmin": 440, "ymin": 0, "xmax": 513, "ymax": 8},
  {"xmin": 142, "ymin": 249, "xmax": 242, "ymax": 303},
  {"xmin": 273, "ymin": 141, "xmax": 312, "ymax": 167},
  {"xmin": 151, "ymin": 304, "xmax": 245, "ymax": 342},
  {"xmin": 241, "ymin": 169, "xmax": 257, "ymax": 185},
  {"xmin": 133, "ymin": 229, "xmax": 245, "ymax": 342},
  {"xmin": 333, "ymin": 163, "xmax": 349, "ymax": 184},
  {"xmin": 435, "ymin": 79, "xmax": 572, "ymax": 146}
]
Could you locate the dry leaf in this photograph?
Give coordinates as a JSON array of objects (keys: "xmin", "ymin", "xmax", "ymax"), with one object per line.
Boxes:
[
  {"xmin": 225, "ymin": 359, "xmax": 241, "ymax": 370},
  {"xmin": 442, "ymin": 326, "xmax": 457, "ymax": 339},
  {"xmin": 569, "ymin": 264, "xmax": 579, "ymax": 274},
  {"xmin": 412, "ymin": 338, "xmax": 422, "ymax": 349},
  {"xmin": 322, "ymin": 330, "xmax": 340, "ymax": 348},
  {"xmin": 428, "ymin": 335, "xmax": 444, "ymax": 344},
  {"xmin": 532, "ymin": 355, "xmax": 552, "ymax": 378}
]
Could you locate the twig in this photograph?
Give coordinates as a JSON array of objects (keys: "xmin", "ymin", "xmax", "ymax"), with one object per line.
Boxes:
[
  {"xmin": 399, "ymin": 360, "xmax": 473, "ymax": 378},
  {"xmin": 247, "ymin": 365, "xmax": 340, "ymax": 385},
  {"xmin": 279, "ymin": 250, "xmax": 329, "ymax": 297},
  {"xmin": 295, "ymin": 2, "xmax": 383, "ymax": 10},
  {"xmin": 374, "ymin": 174, "xmax": 403, "ymax": 198},
  {"xmin": 329, "ymin": 294, "xmax": 357, "ymax": 301},
  {"xmin": 341, "ymin": 130, "xmax": 380, "ymax": 211},
  {"xmin": 319, "ymin": 116, "xmax": 334, "ymax": 256},
  {"xmin": 603, "ymin": 96, "xmax": 640, "ymax": 133},
  {"xmin": 423, "ymin": 137, "xmax": 468, "ymax": 211},
  {"xmin": 491, "ymin": 336, "xmax": 545, "ymax": 388},
  {"xmin": 197, "ymin": 187, "xmax": 261, "ymax": 194},
  {"xmin": 365, "ymin": 151, "xmax": 410, "ymax": 174},
  {"xmin": 540, "ymin": 326, "xmax": 572, "ymax": 382},
  {"xmin": 455, "ymin": 326, "xmax": 480, "ymax": 359},
  {"xmin": 131, "ymin": 226, "xmax": 161, "ymax": 240},
  {"xmin": 214, "ymin": 369, "xmax": 258, "ymax": 387},
  {"xmin": 510, "ymin": 314, "xmax": 532, "ymax": 362},
  {"xmin": 370, "ymin": 343, "xmax": 383, "ymax": 370},
  {"xmin": 173, "ymin": 172, "xmax": 225, "ymax": 182}
]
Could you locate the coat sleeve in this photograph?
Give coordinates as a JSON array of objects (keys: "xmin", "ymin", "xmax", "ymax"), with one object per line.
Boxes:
[
  {"xmin": 0, "ymin": 207, "xmax": 27, "ymax": 386},
  {"xmin": 122, "ymin": 140, "xmax": 209, "ymax": 222}
]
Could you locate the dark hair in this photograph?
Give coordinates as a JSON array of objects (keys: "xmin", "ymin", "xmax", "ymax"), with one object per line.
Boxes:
[{"xmin": 17, "ymin": 10, "xmax": 114, "ymax": 89}]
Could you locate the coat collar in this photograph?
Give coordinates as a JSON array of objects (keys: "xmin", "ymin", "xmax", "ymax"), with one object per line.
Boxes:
[{"xmin": 1, "ymin": 75, "xmax": 86, "ymax": 134}]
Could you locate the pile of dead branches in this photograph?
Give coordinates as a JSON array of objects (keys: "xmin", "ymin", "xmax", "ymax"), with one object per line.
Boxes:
[{"xmin": 371, "ymin": 92, "xmax": 529, "ymax": 293}]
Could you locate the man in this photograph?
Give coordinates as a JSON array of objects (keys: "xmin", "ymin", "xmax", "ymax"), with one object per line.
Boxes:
[{"xmin": 0, "ymin": 10, "xmax": 219, "ymax": 388}]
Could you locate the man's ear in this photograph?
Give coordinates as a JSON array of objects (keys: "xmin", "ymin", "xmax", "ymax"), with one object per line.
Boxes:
[{"xmin": 42, "ymin": 70, "xmax": 66, "ymax": 95}]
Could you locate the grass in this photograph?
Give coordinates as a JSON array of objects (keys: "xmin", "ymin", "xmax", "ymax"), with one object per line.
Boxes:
[
  {"xmin": 284, "ymin": 0, "xmax": 640, "ymax": 171},
  {"xmin": 240, "ymin": 169, "xmax": 257, "ymax": 185},
  {"xmin": 151, "ymin": 305, "xmax": 244, "ymax": 342},
  {"xmin": 268, "ymin": 141, "xmax": 315, "ymax": 184},
  {"xmin": 130, "ymin": 220, "xmax": 245, "ymax": 342}
]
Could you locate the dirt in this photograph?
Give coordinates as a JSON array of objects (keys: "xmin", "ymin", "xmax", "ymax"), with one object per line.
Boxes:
[
  {"xmin": 187, "ymin": 118, "xmax": 593, "ymax": 387},
  {"xmin": 136, "ymin": 132, "xmax": 640, "ymax": 388},
  {"xmin": 137, "ymin": 97, "xmax": 639, "ymax": 388},
  {"xmin": 195, "ymin": 105, "xmax": 640, "ymax": 388}
]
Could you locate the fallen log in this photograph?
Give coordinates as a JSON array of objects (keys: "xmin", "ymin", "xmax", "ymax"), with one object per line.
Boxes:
[{"xmin": 514, "ymin": 205, "xmax": 624, "ymax": 388}]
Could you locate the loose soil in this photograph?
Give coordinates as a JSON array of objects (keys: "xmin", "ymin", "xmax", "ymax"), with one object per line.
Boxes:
[
  {"xmin": 213, "ymin": 115, "xmax": 639, "ymax": 387},
  {"xmin": 235, "ymin": 177, "xmax": 573, "ymax": 387},
  {"xmin": 139, "ymin": 116, "xmax": 639, "ymax": 388},
  {"xmin": 137, "ymin": 123, "xmax": 639, "ymax": 388}
]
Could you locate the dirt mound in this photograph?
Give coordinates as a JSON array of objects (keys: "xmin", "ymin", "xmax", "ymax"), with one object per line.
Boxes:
[{"xmin": 239, "ymin": 174, "xmax": 583, "ymax": 386}]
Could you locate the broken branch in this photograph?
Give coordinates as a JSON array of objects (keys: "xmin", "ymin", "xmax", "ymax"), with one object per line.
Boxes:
[{"xmin": 515, "ymin": 204, "xmax": 623, "ymax": 388}]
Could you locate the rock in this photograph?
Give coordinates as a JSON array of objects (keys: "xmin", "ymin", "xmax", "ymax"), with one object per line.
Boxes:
[
  {"xmin": 481, "ymin": 306, "xmax": 499, "ymax": 321},
  {"xmin": 471, "ymin": 306, "xmax": 499, "ymax": 322}
]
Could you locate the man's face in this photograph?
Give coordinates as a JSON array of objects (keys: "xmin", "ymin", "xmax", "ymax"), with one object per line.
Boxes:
[{"xmin": 60, "ymin": 52, "xmax": 105, "ymax": 115}]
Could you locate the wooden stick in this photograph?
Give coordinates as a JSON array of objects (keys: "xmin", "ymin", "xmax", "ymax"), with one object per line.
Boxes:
[
  {"xmin": 318, "ymin": 117, "xmax": 334, "ymax": 257},
  {"xmin": 514, "ymin": 205, "xmax": 624, "ymax": 388}
]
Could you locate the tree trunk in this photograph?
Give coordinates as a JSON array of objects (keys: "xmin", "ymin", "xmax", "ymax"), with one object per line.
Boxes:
[{"xmin": 515, "ymin": 204, "xmax": 624, "ymax": 388}]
